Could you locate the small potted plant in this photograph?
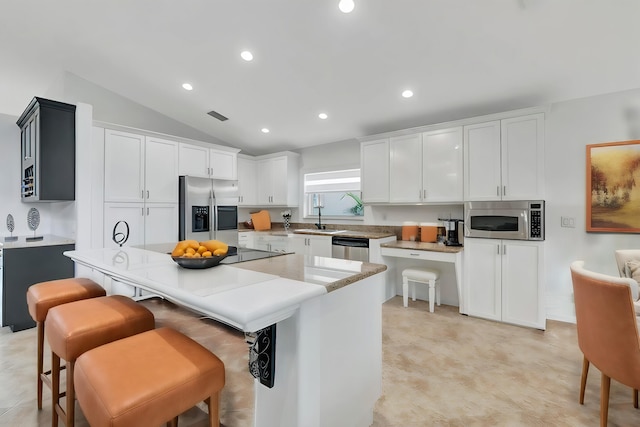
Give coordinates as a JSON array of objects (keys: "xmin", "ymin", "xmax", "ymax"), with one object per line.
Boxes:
[
  {"xmin": 341, "ymin": 192, "xmax": 364, "ymax": 216},
  {"xmin": 281, "ymin": 210, "xmax": 292, "ymax": 231}
]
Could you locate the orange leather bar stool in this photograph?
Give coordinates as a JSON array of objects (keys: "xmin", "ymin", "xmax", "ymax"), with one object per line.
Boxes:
[
  {"xmin": 75, "ymin": 327, "xmax": 225, "ymax": 427},
  {"xmin": 45, "ymin": 295, "xmax": 155, "ymax": 427},
  {"xmin": 26, "ymin": 278, "xmax": 106, "ymax": 410}
]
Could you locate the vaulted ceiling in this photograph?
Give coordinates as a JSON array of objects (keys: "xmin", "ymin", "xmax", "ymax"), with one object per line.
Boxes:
[{"xmin": 1, "ymin": 1, "xmax": 639, "ymax": 154}]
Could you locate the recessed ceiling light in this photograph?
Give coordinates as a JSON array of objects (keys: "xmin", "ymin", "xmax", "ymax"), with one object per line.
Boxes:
[
  {"xmin": 339, "ymin": 0, "xmax": 355, "ymax": 13},
  {"xmin": 182, "ymin": 83, "xmax": 193, "ymax": 91},
  {"xmin": 402, "ymin": 89, "xmax": 414, "ymax": 98},
  {"xmin": 261, "ymin": 128, "xmax": 270, "ymax": 133},
  {"xmin": 318, "ymin": 113, "xmax": 328, "ymax": 120},
  {"xmin": 241, "ymin": 51, "xmax": 254, "ymax": 61}
]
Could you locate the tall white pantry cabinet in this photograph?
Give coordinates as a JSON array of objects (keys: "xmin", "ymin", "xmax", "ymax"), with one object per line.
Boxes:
[
  {"xmin": 103, "ymin": 129, "xmax": 179, "ymax": 248},
  {"xmin": 463, "ymin": 112, "xmax": 546, "ymax": 329}
]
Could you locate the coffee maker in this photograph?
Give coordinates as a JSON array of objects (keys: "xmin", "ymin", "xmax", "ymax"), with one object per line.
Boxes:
[{"xmin": 441, "ymin": 219, "xmax": 463, "ymax": 246}]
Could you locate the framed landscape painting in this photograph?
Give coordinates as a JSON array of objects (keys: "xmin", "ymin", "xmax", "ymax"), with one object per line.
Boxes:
[{"xmin": 587, "ymin": 140, "xmax": 640, "ymax": 232}]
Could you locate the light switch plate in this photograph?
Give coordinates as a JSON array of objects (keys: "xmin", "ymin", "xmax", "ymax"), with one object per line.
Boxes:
[{"xmin": 561, "ymin": 216, "xmax": 576, "ymax": 228}]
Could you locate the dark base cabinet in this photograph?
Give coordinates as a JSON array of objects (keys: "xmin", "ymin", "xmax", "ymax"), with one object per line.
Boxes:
[{"xmin": 3, "ymin": 244, "xmax": 75, "ymax": 332}]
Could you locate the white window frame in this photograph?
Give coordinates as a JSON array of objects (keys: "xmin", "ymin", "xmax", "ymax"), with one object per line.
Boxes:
[{"xmin": 302, "ymin": 167, "xmax": 363, "ymax": 221}]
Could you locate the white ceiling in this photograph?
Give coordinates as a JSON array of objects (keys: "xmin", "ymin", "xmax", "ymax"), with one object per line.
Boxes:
[{"xmin": 1, "ymin": 1, "xmax": 640, "ymax": 155}]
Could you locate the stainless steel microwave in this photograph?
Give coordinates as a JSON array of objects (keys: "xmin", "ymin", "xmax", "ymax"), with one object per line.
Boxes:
[{"xmin": 464, "ymin": 201, "xmax": 544, "ymax": 241}]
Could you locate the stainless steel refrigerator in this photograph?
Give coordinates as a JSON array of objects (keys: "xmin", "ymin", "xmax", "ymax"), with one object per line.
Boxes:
[{"xmin": 178, "ymin": 176, "xmax": 239, "ymax": 246}]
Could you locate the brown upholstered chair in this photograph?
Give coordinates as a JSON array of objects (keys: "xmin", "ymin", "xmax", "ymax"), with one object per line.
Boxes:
[{"xmin": 570, "ymin": 261, "xmax": 640, "ymax": 427}]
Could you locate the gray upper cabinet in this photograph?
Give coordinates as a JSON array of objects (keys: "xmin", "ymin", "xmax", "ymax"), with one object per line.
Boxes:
[{"xmin": 16, "ymin": 97, "xmax": 76, "ymax": 202}]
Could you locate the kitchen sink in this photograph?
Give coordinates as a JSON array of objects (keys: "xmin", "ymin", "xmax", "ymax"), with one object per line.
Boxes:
[{"xmin": 294, "ymin": 229, "xmax": 348, "ymax": 235}]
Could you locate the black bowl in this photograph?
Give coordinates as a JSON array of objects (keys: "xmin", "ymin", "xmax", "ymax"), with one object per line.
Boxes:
[{"xmin": 172, "ymin": 254, "xmax": 227, "ymax": 269}]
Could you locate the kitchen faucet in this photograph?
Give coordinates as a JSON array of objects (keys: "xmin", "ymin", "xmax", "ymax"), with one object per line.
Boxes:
[{"xmin": 315, "ymin": 206, "xmax": 325, "ymax": 230}]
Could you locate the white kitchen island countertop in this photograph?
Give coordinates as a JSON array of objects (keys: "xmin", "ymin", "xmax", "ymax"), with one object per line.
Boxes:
[
  {"xmin": 65, "ymin": 247, "xmax": 387, "ymax": 427},
  {"xmin": 65, "ymin": 247, "xmax": 331, "ymax": 332}
]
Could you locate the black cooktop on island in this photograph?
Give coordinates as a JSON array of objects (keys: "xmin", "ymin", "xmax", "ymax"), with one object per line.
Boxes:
[{"xmin": 220, "ymin": 246, "xmax": 288, "ymax": 264}]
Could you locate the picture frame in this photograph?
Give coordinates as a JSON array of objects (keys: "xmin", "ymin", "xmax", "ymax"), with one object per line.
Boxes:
[{"xmin": 586, "ymin": 140, "xmax": 640, "ymax": 232}]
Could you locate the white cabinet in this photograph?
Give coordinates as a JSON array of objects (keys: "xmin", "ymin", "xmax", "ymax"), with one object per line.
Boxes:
[
  {"xmin": 500, "ymin": 114, "xmax": 545, "ymax": 200},
  {"xmin": 238, "ymin": 231, "xmax": 252, "ymax": 248},
  {"xmin": 104, "ymin": 131, "xmax": 178, "ymax": 203},
  {"xmin": 209, "ymin": 148, "xmax": 237, "ymax": 180},
  {"xmin": 464, "ymin": 238, "xmax": 502, "ymax": 321},
  {"xmin": 144, "ymin": 204, "xmax": 178, "ymax": 245},
  {"xmin": 389, "ymin": 134, "xmax": 422, "ymax": 203},
  {"xmin": 178, "ymin": 144, "xmax": 209, "ymax": 178},
  {"xmin": 464, "ymin": 238, "xmax": 545, "ymax": 329},
  {"xmin": 237, "ymin": 156, "xmax": 258, "ymax": 206},
  {"xmin": 464, "ymin": 113, "xmax": 544, "ymax": 201},
  {"xmin": 104, "ymin": 203, "xmax": 177, "ymax": 249},
  {"xmin": 252, "ymin": 234, "xmax": 289, "ymax": 253},
  {"xmin": 422, "ymin": 127, "xmax": 464, "ymax": 202},
  {"xmin": 104, "ymin": 130, "xmax": 179, "ymax": 249},
  {"xmin": 145, "ymin": 137, "xmax": 179, "ymax": 203},
  {"xmin": 103, "ymin": 203, "xmax": 145, "ymax": 248},
  {"xmin": 104, "ymin": 130, "xmax": 145, "ymax": 202},
  {"xmin": 463, "ymin": 121, "xmax": 502, "ymax": 201},
  {"xmin": 178, "ymin": 143, "xmax": 239, "ymax": 180},
  {"xmin": 289, "ymin": 235, "xmax": 332, "ymax": 257},
  {"xmin": 256, "ymin": 152, "xmax": 299, "ymax": 207},
  {"xmin": 388, "ymin": 128, "xmax": 463, "ymax": 203},
  {"xmin": 361, "ymin": 139, "xmax": 389, "ymax": 203}
]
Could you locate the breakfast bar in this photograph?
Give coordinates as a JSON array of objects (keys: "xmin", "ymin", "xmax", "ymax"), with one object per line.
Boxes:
[{"xmin": 65, "ymin": 247, "xmax": 387, "ymax": 427}]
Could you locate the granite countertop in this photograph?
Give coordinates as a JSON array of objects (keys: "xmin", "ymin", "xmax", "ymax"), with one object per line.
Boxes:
[
  {"xmin": 1, "ymin": 234, "xmax": 75, "ymax": 249},
  {"xmin": 292, "ymin": 229, "xmax": 395, "ymax": 239},
  {"xmin": 233, "ymin": 253, "xmax": 387, "ymax": 293},
  {"xmin": 381, "ymin": 240, "xmax": 464, "ymax": 253},
  {"xmin": 239, "ymin": 229, "xmax": 396, "ymax": 239}
]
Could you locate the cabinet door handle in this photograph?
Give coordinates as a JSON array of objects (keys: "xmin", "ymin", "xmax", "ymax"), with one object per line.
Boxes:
[
  {"xmin": 141, "ymin": 190, "xmax": 144, "ymax": 199},
  {"xmin": 503, "ymin": 186, "xmax": 506, "ymax": 196},
  {"xmin": 496, "ymin": 186, "xmax": 500, "ymax": 196},
  {"xmin": 503, "ymin": 244, "xmax": 506, "ymax": 255},
  {"xmin": 147, "ymin": 207, "xmax": 149, "ymax": 215},
  {"xmin": 423, "ymin": 189, "xmax": 427, "ymax": 199},
  {"xmin": 147, "ymin": 190, "xmax": 149, "ymax": 199},
  {"xmin": 497, "ymin": 245, "xmax": 500, "ymax": 255}
]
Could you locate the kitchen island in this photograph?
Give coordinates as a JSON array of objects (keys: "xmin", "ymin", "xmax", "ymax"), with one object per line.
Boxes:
[{"xmin": 65, "ymin": 247, "xmax": 387, "ymax": 427}]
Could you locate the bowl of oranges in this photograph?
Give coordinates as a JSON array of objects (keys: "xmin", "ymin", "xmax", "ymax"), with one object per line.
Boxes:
[{"xmin": 171, "ymin": 239, "xmax": 229, "ymax": 269}]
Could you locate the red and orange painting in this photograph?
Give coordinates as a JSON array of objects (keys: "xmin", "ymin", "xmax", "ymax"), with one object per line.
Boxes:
[{"xmin": 587, "ymin": 140, "xmax": 640, "ymax": 232}]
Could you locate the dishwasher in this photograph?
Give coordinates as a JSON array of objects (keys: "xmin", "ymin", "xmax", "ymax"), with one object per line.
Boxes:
[{"xmin": 331, "ymin": 236, "xmax": 369, "ymax": 262}]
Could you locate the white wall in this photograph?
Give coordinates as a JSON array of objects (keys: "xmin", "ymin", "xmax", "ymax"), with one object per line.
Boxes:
[
  {"xmin": 545, "ymin": 88, "xmax": 640, "ymax": 322},
  {"xmin": 56, "ymin": 72, "xmax": 232, "ymax": 147},
  {"xmin": 0, "ymin": 113, "xmax": 54, "ymax": 238}
]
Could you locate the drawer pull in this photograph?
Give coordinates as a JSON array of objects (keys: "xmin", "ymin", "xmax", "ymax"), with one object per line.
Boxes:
[{"xmin": 410, "ymin": 253, "xmax": 421, "ymax": 256}]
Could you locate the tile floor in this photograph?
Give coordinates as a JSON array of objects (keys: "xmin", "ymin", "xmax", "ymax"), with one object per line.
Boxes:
[{"xmin": 0, "ymin": 297, "xmax": 638, "ymax": 426}]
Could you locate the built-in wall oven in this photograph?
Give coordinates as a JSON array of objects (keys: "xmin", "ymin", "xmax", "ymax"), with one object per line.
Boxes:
[{"xmin": 464, "ymin": 201, "xmax": 545, "ymax": 241}]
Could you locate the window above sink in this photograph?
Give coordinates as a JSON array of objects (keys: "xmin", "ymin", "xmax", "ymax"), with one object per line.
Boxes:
[{"xmin": 303, "ymin": 168, "xmax": 363, "ymax": 221}]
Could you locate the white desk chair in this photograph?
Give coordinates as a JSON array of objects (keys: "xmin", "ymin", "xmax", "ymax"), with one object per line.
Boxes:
[{"xmin": 402, "ymin": 268, "xmax": 440, "ymax": 312}]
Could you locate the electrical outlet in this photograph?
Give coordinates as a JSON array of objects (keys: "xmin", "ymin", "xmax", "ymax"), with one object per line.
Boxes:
[{"xmin": 561, "ymin": 216, "xmax": 576, "ymax": 228}]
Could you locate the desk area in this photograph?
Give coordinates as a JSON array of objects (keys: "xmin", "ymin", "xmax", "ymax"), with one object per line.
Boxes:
[{"xmin": 380, "ymin": 241, "xmax": 465, "ymax": 314}]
